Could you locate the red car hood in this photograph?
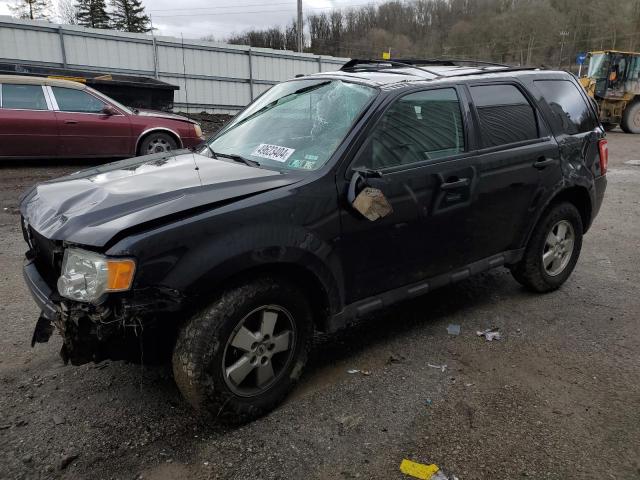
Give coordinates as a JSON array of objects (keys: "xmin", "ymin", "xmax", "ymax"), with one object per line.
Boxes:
[{"xmin": 135, "ymin": 108, "xmax": 195, "ymax": 124}]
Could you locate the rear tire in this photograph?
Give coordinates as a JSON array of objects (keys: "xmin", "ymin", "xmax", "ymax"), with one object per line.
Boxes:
[
  {"xmin": 510, "ymin": 202, "xmax": 583, "ymax": 293},
  {"xmin": 621, "ymin": 101, "xmax": 640, "ymax": 134},
  {"xmin": 138, "ymin": 132, "xmax": 178, "ymax": 156},
  {"xmin": 172, "ymin": 277, "xmax": 312, "ymax": 424}
]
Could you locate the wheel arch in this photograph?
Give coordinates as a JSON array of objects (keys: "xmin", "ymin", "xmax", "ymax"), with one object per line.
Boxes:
[
  {"xmin": 526, "ymin": 186, "xmax": 593, "ymax": 246},
  {"xmin": 135, "ymin": 127, "xmax": 183, "ymax": 155},
  {"xmin": 209, "ymin": 261, "xmax": 338, "ymax": 334}
]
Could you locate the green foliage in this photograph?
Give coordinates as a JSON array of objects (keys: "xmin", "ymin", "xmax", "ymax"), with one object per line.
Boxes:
[
  {"xmin": 75, "ymin": 0, "xmax": 110, "ymax": 29},
  {"xmin": 110, "ymin": 0, "xmax": 151, "ymax": 33}
]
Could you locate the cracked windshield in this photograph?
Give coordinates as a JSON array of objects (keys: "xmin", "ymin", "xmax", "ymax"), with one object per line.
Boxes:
[{"xmin": 200, "ymin": 79, "xmax": 376, "ymax": 170}]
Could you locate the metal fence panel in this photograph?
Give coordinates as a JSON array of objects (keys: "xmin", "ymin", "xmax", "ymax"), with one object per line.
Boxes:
[{"xmin": 0, "ymin": 16, "xmax": 350, "ymax": 113}]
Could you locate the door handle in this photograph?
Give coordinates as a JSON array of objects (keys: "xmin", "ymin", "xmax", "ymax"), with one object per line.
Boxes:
[
  {"xmin": 64, "ymin": 120, "xmax": 78, "ymax": 125},
  {"xmin": 533, "ymin": 157, "xmax": 555, "ymax": 169},
  {"xmin": 441, "ymin": 177, "xmax": 470, "ymax": 190}
]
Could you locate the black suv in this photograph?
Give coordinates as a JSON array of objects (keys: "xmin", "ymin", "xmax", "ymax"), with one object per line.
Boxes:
[{"xmin": 21, "ymin": 59, "xmax": 607, "ymax": 423}]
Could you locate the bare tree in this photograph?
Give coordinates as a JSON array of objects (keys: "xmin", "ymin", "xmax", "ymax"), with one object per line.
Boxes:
[
  {"xmin": 56, "ymin": 0, "xmax": 77, "ymax": 24},
  {"xmin": 10, "ymin": 0, "xmax": 51, "ymax": 20}
]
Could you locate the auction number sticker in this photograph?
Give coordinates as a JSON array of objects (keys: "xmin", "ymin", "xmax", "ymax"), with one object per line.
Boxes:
[{"xmin": 252, "ymin": 144, "xmax": 295, "ymax": 162}]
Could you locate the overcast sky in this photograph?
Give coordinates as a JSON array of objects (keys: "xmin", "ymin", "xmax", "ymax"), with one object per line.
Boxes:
[{"xmin": 0, "ymin": 0, "xmax": 381, "ymax": 41}]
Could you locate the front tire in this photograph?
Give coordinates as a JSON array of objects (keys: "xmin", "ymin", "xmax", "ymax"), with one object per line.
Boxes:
[
  {"xmin": 138, "ymin": 132, "xmax": 178, "ymax": 156},
  {"xmin": 172, "ymin": 277, "xmax": 312, "ymax": 424},
  {"xmin": 511, "ymin": 202, "xmax": 583, "ymax": 292},
  {"xmin": 621, "ymin": 101, "xmax": 640, "ymax": 134}
]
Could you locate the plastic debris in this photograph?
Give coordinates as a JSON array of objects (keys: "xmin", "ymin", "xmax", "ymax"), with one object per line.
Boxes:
[
  {"xmin": 347, "ymin": 369, "xmax": 371, "ymax": 376},
  {"xmin": 446, "ymin": 324, "xmax": 460, "ymax": 336},
  {"xmin": 476, "ymin": 327, "xmax": 501, "ymax": 341},
  {"xmin": 399, "ymin": 459, "xmax": 456, "ymax": 480},
  {"xmin": 427, "ymin": 363, "xmax": 447, "ymax": 372},
  {"xmin": 425, "ymin": 399, "xmax": 432, "ymax": 406}
]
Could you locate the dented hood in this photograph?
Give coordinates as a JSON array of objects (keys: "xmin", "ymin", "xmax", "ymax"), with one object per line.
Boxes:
[{"xmin": 20, "ymin": 151, "xmax": 303, "ymax": 247}]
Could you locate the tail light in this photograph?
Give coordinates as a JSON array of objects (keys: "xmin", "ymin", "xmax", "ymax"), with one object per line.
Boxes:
[{"xmin": 598, "ymin": 138, "xmax": 608, "ymax": 175}]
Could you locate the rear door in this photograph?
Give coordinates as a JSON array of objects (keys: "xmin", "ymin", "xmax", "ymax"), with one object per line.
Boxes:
[
  {"xmin": 0, "ymin": 83, "xmax": 59, "ymax": 158},
  {"xmin": 338, "ymin": 86, "xmax": 478, "ymax": 302},
  {"xmin": 531, "ymin": 77, "xmax": 602, "ymax": 178},
  {"xmin": 49, "ymin": 86, "xmax": 132, "ymax": 157},
  {"xmin": 464, "ymin": 82, "xmax": 562, "ymax": 255}
]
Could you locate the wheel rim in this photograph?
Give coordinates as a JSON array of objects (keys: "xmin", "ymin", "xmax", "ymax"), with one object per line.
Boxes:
[
  {"xmin": 634, "ymin": 109, "xmax": 640, "ymax": 129},
  {"xmin": 147, "ymin": 137, "xmax": 172, "ymax": 154},
  {"xmin": 542, "ymin": 220, "xmax": 575, "ymax": 276},
  {"xmin": 222, "ymin": 305, "xmax": 296, "ymax": 397}
]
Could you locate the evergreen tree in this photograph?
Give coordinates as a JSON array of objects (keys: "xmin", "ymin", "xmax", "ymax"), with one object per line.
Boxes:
[
  {"xmin": 75, "ymin": 0, "xmax": 110, "ymax": 29},
  {"xmin": 110, "ymin": 0, "xmax": 150, "ymax": 33},
  {"xmin": 10, "ymin": 0, "xmax": 51, "ymax": 20}
]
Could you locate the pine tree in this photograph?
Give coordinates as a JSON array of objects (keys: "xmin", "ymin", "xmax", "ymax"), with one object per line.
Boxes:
[
  {"xmin": 10, "ymin": 0, "xmax": 51, "ymax": 20},
  {"xmin": 110, "ymin": 0, "xmax": 150, "ymax": 33},
  {"xmin": 75, "ymin": 0, "xmax": 110, "ymax": 29}
]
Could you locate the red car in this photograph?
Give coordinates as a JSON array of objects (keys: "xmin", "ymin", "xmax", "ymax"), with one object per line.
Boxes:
[{"xmin": 0, "ymin": 75, "xmax": 205, "ymax": 159}]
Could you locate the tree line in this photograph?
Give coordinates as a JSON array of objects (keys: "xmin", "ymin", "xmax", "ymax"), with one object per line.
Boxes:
[
  {"xmin": 226, "ymin": 0, "xmax": 640, "ymax": 68},
  {"xmin": 10, "ymin": 0, "xmax": 152, "ymax": 33}
]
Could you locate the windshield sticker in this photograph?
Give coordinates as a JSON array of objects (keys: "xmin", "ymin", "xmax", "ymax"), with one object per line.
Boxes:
[
  {"xmin": 304, "ymin": 154, "xmax": 319, "ymax": 161},
  {"xmin": 289, "ymin": 159, "xmax": 317, "ymax": 170},
  {"xmin": 252, "ymin": 144, "xmax": 295, "ymax": 162}
]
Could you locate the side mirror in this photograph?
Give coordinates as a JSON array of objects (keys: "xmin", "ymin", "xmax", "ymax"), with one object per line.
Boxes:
[
  {"xmin": 347, "ymin": 168, "xmax": 392, "ymax": 221},
  {"xmin": 102, "ymin": 105, "xmax": 118, "ymax": 116}
]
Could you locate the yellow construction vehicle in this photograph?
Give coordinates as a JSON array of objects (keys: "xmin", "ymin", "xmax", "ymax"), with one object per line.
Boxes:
[{"xmin": 579, "ymin": 50, "xmax": 640, "ymax": 133}]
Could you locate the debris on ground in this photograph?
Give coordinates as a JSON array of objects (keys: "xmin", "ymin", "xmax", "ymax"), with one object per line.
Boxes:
[
  {"xmin": 446, "ymin": 324, "xmax": 461, "ymax": 336},
  {"xmin": 427, "ymin": 363, "xmax": 447, "ymax": 372},
  {"xmin": 58, "ymin": 453, "xmax": 79, "ymax": 471},
  {"xmin": 476, "ymin": 327, "xmax": 501, "ymax": 341},
  {"xmin": 387, "ymin": 353, "xmax": 408, "ymax": 365},
  {"xmin": 53, "ymin": 415, "xmax": 65, "ymax": 425},
  {"xmin": 399, "ymin": 459, "xmax": 457, "ymax": 479},
  {"xmin": 347, "ymin": 369, "xmax": 371, "ymax": 376},
  {"xmin": 425, "ymin": 399, "xmax": 433, "ymax": 406}
]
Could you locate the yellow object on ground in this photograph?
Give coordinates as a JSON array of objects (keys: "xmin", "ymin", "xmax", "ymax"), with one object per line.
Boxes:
[{"xmin": 399, "ymin": 459, "xmax": 440, "ymax": 479}]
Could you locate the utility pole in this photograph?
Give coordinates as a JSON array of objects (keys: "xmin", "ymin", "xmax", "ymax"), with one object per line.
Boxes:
[
  {"xmin": 297, "ymin": 0, "xmax": 303, "ymax": 53},
  {"xmin": 559, "ymin": 30, "xmax": 570, "ymax": 69}
]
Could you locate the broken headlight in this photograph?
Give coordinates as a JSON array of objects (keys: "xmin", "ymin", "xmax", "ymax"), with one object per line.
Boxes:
[{"xmin": 57, "ymin": 248, "xmax": 136, "ymax": 303}]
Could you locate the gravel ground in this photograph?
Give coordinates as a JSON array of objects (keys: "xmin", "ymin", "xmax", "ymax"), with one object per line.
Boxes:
[{"xmin": 0, "ymin": 131, "xmax": 639, "ymax": 480}]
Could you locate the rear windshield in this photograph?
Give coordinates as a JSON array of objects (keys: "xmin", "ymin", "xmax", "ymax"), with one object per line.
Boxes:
[{"xmin": 200, "ymin": 79, "xmax": 377, "ymax": 171}]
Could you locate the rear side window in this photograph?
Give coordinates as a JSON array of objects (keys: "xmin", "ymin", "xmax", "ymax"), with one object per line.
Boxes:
[
  {"xmin": 534, "ymin": 80, "xmax": 596, "ymax": 134},
  {"xmin": 52, "ymin": 87, "xmax": 105, "ymax": 113},
  {"xmin": 356, "ymin": 88, "xmax": 465, "ymax": 169},
  {"xmin": 470, "ymin": 84, "xmax": 538, "ymax": 148},
  {"xmin": 1, "ymin": 84, "xmax": 48, "ymax": 110}
]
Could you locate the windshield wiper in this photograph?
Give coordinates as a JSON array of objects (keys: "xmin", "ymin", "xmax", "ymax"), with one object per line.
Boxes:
[{"xmin": 214, "ymin": 152, "xmax": 261, "ymax": 168}]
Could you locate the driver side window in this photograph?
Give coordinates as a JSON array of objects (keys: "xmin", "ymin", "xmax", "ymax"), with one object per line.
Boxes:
[{"xmin": 356, "ymin": 88, "xmax": 465, "ymax": 170}]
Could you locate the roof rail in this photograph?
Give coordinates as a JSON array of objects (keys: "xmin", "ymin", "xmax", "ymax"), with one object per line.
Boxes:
[
  {"xmin": 340, "ymin": 59, "xmax": 444, "ymax": 77},
  {"xmin": 393, "ymin": 58, "xmax": 511, "ymax": 68}
]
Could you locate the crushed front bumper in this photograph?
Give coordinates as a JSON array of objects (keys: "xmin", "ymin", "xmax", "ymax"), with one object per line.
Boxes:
[{"xmin": 23, "ymin": 256, "xmax": 185, "ymax": 365}]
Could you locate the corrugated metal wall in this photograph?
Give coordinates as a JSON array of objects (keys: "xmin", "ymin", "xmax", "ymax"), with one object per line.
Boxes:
[{"xmin": 0, "ymin": 16, "xmax": 349, "ymax": 113}]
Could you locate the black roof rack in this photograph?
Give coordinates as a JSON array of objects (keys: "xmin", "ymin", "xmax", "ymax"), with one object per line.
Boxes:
[
  {"xmin": 340, "ymin": 58, "xmax": 540, "ymax": 79},
  {"xmin": 392, "ymin": 58, "xmax": 511, "ymax": 68},
  {"xmin": 340, "ymin": 59, "xmax": 445, "ymax": 77}
]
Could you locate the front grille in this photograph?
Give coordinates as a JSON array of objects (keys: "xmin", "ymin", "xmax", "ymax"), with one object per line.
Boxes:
[{"xmin": 28, "ymin": 227, "xmax": 63, "ymax": 288}]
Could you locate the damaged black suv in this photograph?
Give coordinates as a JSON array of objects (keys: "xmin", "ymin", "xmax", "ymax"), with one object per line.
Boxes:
[{"xmin": 21, "ymin": 59, "xmax": 607, "ymax": 423}]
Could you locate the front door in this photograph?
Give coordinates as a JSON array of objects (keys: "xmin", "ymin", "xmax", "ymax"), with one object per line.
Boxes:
[
  {"xmin": 337, "ymin": 87, "xmax": 479, "ymax": 304},
  {"xmin": 50, "ymin": 86, "xmax": 132, "ymax": 157},
  {"xmin": 0, "ymin": 83, "xmax": 59, "ymax": 158}
]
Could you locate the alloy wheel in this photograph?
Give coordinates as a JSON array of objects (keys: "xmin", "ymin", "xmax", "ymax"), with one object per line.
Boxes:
[
  {"xmin": 222, "ymin": 305, "xmax": 296, "ymax": 397},
  {"xmin": 147, "ymin": 137, "xmax": 172, "ymax": 154},
  {"xmin": 542, "ymin": 220, "xmax": 575, "ymax": 276}
]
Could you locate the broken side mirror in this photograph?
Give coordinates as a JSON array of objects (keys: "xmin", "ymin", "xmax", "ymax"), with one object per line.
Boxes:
[{"xmin": 347, "ymin": 168, "xmax": 393, "ymax": 221}]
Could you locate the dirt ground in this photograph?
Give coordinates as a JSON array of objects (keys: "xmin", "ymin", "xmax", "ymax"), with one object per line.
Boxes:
[{"xmin": 0, "ymin": 131, "xmax": 639, "ymax": 480}]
